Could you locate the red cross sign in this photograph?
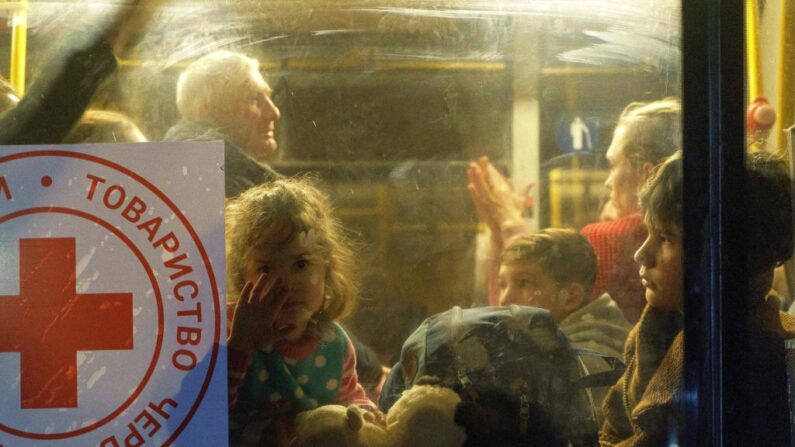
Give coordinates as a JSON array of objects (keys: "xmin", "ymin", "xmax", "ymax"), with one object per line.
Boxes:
[
  {"xmin": 0, "ymin": 237, "xmax": 133, "ymax": 409},
  {"xmin": 0, "ymin": 146, "xmax": 225, "ymax": 446}
]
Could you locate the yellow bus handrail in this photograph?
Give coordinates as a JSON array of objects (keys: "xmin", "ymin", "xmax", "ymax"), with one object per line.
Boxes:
[{"xmin": 7, "ymin": 0, "xmax": 27, "ymax": 96}]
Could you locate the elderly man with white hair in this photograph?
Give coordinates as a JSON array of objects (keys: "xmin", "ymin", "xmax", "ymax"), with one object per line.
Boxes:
[{"xmin": 164, "ymin": 50, "xmax": 282, "ymax": 197}]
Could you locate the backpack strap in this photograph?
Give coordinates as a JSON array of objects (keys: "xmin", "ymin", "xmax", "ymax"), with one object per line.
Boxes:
[
  {"xmin": 519, "ymin": 383, "xmax": 531, "ymax": 437},
  {"xmin": 450, "ymin": 306, "xmax": 480, "ymax": 401},
  {"xmin": 572, "ymin": 347, "xmax": 626, "ymax": 389}
]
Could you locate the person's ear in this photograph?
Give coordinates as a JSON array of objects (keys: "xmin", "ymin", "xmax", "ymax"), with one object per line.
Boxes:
[
  {"xmin": 561, "ymin": 282, "xmax": 586, "ymax": 314},
  {"xmin": 639, "ymin": 161, "xmax": 655, "ymax": 181}
]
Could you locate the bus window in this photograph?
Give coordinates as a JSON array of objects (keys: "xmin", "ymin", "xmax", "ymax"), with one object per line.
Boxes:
[{"xmin": 0, "ymin": 1, "xmax": 685, "ymax": 445}]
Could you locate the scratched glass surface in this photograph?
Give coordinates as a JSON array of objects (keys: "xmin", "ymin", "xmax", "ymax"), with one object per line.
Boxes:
[{"xmin": 0, "ymin": 1, "xmax": 684, "ymax": 446}]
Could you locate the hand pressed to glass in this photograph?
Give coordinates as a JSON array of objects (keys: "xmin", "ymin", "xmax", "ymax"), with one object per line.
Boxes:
[
  {"xmin": 466, "ymin": 156, "xmax": 526, "ymax": 235},
  {"xmin": 228, "ymin": 273, "xmax": 294, "ymax": 353}
]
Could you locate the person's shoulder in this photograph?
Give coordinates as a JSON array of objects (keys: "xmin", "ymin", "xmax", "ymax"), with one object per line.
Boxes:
[
  {"xmin": 586, "ymin": 294, "xmax": 632, "ymax": 326},
  {"xmin": 163, "ymin": 119, "xmax": 228, "ymax": 142},
  {"xmin": 780, "ymin": 311, "xmax": 795, "ymax": 338},
  {"xmin": 329, "ymin": 322, "xmax": 350, "ymax": 341},
  {"xmin": 581, "ymin": 214, "xmax": 644, "ymax": 237},
  {"xmin": 562, "ymin": 294, "xmax": 631, "ymax": 354},
  {"xmin": 224, "ymin": 144, "xmax": 281, "ymax": 180},
  {"xmin": 259, "ymin": 161, "xmax": 283, "ymax": 182},
  {"xmin": 759, "ymin": 308, "xmax": 795, "ymax": 340},
  {"xmin": 310, "ymin": 322, "xmax": 350, "ymax": 348}
]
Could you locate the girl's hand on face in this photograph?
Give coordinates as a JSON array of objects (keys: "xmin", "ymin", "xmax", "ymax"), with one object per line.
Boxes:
[{"xmin": 228, "ymin": 273, "xmax": 296, "ymax": 353}]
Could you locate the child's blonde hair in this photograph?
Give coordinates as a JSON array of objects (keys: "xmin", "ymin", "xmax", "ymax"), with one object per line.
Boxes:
[{"xmin": 226, "ymin": 177, "xmax": 359, "ymax": 323}]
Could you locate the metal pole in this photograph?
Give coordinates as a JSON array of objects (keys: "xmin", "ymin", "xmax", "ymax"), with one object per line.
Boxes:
[{"xmin": 8, "ymin": 0, "xmax": 27, "ymax": 95}]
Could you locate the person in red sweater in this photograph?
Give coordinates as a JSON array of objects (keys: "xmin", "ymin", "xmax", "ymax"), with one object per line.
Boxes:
[{"xmin": 468, "ymin": 98, "xmax": 680, "ymax": 323}]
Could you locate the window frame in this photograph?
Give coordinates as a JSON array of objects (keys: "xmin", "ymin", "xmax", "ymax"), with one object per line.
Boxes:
[{"xmin": 682, "ymin": 0, "xmax": 751, "ymax": 445}]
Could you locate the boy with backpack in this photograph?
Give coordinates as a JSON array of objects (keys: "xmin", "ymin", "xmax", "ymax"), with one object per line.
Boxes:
[
  {"xmin": 498, "ymin": 229, "xmax": 631, "ymax": 365},
  {"xmin": 498, "ymin": 229, "xmax": 631, "ymax": 433},
  {"xmin": 379, "ymin": 229, "xmax": 629, "ymax": 445}
]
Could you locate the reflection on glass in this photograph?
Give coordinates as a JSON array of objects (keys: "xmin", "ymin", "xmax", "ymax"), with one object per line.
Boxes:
[{"xmin": 0, "ymin": 1, "xmax": 690, "ymax": 445}]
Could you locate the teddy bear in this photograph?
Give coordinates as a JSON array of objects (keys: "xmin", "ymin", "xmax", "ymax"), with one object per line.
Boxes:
[
  {"xmin": 386, "ymin": 384, "xmax": 467, "ymax": 447},
  {"xmin": 294, "ymin": 384, "xmax": 467, "ymax": 447},
  {"xmin": 294, "ymin": 404, "xmax": 391, "ymax": 447}
]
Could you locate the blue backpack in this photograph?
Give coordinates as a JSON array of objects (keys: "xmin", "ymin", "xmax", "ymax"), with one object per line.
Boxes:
[{"xmin": 379, "ymin": 305, "xmax": 623, "ymax": 446}]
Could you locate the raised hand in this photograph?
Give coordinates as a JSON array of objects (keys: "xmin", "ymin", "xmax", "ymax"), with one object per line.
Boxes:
[
  {"xmin": 467, "ymin": 156, "xmax": 525, "ymax": 234},
  {"xmin": 228, "ymin": 273, "xmax": 295, "ymax": 353}
]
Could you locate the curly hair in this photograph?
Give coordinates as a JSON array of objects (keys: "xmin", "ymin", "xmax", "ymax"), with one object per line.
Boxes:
[{"xmin": 225, "ymin": 177, "xmax": 359, "ymax": 323}]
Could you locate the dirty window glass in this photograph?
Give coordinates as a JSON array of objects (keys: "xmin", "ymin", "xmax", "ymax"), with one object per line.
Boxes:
[{"xmin": 0, "ymin": 1, "xmax": 683, "ymax": 445}]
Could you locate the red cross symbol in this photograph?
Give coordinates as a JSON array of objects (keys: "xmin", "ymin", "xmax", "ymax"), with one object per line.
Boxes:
[{"xmin": 0, "ymin": 238, "xmax": 133, "ymax": 409}]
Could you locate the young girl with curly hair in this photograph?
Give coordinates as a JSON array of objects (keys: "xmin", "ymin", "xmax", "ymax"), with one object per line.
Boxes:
[{"xmin": 226, "ymin": 177, "xmax": 377, "ymax": 446}]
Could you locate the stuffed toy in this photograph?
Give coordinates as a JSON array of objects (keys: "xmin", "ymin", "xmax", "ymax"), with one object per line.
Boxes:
[
  {"xmin": 294, "ymin": 404, "xmax": 390, "ymax": 447},
  {"xmin": 386, "ymin": 384, "xmax": 467, "ymax": 447},
  {"xmin": 295, "ymin": 385, "xmax": 466, "ymax": 447}
]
